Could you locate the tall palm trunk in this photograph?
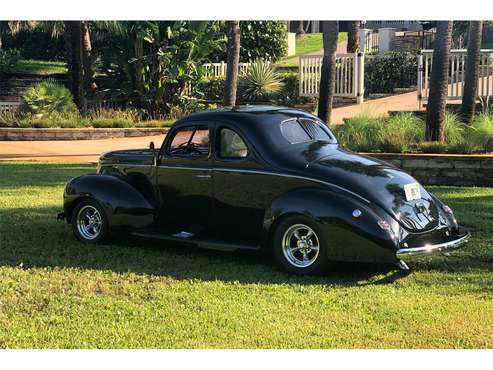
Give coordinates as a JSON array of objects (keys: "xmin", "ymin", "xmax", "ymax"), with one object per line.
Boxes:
[
  {"xmin": 317, "ymin": 21, "xmax": 339, "ymax": 125},
  {"xmin": 223, "ymin": 20, "xmax": 240, "ymax": 106},
  {"xmin": 461, "ymin": 21, "xmax": 483, "ymax": 124},
  {"xmin": 426, "ymin": 21, "xmax": 453, "ymax": 141},
  {"xmin": 65, "ymin": 21, "xmax": 86, "ymax": 115},
  {"xmin": 296, "ymin": 21, "xmax": 305, "ymax": 36},
  {"xmin": 347, "ymin": 21, "xmax": 360, "ymax": 53},
  {"xmin": 133, "ymin": 30, "xmax": 145, "ymax": 97},
  {"xmin": 81, "ymin": 21, "xmax": 97, "ymax": 95}
]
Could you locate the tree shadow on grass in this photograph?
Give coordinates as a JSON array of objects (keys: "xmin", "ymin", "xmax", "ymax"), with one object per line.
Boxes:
[{"xmin": 1, "ymin": 204, "xmax": 491, "ymax": 289}]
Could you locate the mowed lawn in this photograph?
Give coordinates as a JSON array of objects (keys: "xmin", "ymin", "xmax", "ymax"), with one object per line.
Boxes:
[{"xmin": 0, "ymin": 161, "xmax": 492, "ymax": 348}]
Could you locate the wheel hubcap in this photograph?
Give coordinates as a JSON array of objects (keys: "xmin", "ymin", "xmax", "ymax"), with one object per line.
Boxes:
[
  {"xmin": 282, "ymin": 224, "xmax": 320, "ymax": 268},
  {"xmin": 76, "ymin": 205, "xmax": 103, "ymax": 240}
]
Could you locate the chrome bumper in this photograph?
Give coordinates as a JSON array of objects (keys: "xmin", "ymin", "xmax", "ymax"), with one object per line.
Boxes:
[{"xmin": 396, "ymin": 232, "xmax": 471, "ymax": 261}]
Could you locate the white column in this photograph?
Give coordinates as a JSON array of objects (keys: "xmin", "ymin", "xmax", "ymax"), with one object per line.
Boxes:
[
  {"xmin": 359, "ymin": 29, "xmax": 372, "ymax": 53},
  {"xmin": 379, "ymin": 28, "xmax": 396, "ymax": 52},
  {"xmin": 287, "ymin": 32, "xmax": 296, "ymax": 56}
]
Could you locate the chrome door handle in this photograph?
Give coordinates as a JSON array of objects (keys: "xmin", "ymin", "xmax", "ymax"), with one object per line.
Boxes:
[{"xmin": 195, "ymin": 174, "xmax": 211, "ymax": 179}]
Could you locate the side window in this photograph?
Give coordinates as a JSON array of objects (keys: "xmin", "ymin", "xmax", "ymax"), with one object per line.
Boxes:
[
  {"xmin": 218, "ymin": 128, "xmax": 249, "ymax": 159},
  {"xmin": 168, "ymin": 125, "xmax": 210, "ymax": 157},
  {"xmin": 299, "ymin": 118, "xmax": 334, "ymax": 141}
]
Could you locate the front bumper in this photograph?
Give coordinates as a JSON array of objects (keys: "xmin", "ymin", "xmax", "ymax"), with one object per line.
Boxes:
[{"xmin": 396, "ymin": 232, "xmax": 470, "ymax": 261}]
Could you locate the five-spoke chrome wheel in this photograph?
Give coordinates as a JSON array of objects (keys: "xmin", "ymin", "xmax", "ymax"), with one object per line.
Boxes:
[
  {"xmin": 76, "ymin": 205, "xmax": 103, "ymax": 240},
  {"xmin": 281, "ymin": 223, "xmax": 320, "ymax": 268}
]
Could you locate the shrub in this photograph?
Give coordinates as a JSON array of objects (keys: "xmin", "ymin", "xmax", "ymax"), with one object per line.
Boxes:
[
  {"xmin": 443, "ymin": 111, "xmax": 467, "ymax": 144},
  {"xmin": 0, "ymin": 49, "xmax": 21, "ymax": 75},
  {"xmin": 274, "ymin": 72, "xmax": 300, "ymax": 106},
  {"xmin": 333, "ymin": 115, "xmax": 384, "ymax": 152},
  {"xmin": 19, "ymin": 79, "xmax": 78, "ymax": 117},
  {"xmin": 364, "ymin": 52, "xmax": 417, "ymax": 94},
  {"xmin": 468, "ymin": 112, "xmax": 493, "ymax": 152},
  {"xmin": 168, "ymin": 97, "xmax": 214, "ymax": 120},
  {"xmin": 197, "ymin": 77, "xmax": 225, "ymax": 101},
  {"xmin": 379, "ymin": 112, "xmax": 424, "ymax": 153},
  {"xmin": 238, "ymin": 60, "xmax": 284, "ymax": 102}
]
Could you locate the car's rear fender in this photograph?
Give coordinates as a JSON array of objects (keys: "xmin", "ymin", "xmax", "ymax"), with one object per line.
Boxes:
[
  {"xmin": 263, "ymin": 188, "xmax": 399, "ymax": 263},
  {"xmin": 64, "ymin": 174, "xmax": 156, "ymax": 229}
]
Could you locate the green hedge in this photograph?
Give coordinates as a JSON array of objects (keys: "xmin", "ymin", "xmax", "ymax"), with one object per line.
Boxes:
[{"xmin": 364, "ymin": 52, "xmax": 417, "ymax": 94}]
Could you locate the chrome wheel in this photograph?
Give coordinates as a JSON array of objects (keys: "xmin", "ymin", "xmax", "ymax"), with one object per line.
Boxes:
[
  {"xmin": 76, "ymin": 205, "xmax": 103, "ymax": 240},
  {"xmin": 281, "ymin": 224, "xmax": 320, "ymax": 268}
]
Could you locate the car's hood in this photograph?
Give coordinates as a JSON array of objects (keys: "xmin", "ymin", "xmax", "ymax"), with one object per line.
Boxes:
[
  {"xmin": 303, "ymin": 145, "xmax": 439, "ymax": 232},
  {"xmin": 99, "ymin": 149, "xmax": 154, "ymax": 165}
]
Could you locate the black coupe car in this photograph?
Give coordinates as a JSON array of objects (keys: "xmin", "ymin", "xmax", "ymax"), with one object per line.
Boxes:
[{"xmin": 59, "ymin": 106, "xmax": 470, "ymax": 274}]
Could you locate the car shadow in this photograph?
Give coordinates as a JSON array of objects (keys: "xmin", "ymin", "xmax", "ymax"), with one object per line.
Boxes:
[{"xmin": 3, "ymin": 204, "xmax": 491, "ymax": 289}]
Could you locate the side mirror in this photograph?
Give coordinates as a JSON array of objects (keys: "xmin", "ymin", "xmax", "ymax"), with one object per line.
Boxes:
[{"xmin": 149, "ymin": 141, "xmax": 155, "ymax": 151}]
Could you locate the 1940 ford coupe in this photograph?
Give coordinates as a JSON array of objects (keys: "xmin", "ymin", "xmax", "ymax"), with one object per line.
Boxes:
[{"xmin": 58, "ymin": 106, "xmax": 470, "ymax": 274}]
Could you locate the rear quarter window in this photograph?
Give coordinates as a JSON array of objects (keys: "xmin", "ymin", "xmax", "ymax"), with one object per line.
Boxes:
[{"xmin": 280, "ymin": 119, "xmax": 311, "ymax": 144}]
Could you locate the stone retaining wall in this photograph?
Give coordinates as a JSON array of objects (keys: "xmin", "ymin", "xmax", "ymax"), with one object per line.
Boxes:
[
  {"xmin": 0, "ymin": 127, "xmax": 169, "ymax": 141},
  {"xmin": 367, "ymin": 153, "xmax": 493, "ymax": 187}
]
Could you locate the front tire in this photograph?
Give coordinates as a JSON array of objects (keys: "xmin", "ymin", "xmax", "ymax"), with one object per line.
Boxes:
[
  {"xmin": 272, "ymin": 215, "xmax": 330, "ymax": 275},
  {"xmin": 71, "ymin": 199, "xmax": 110, "ymax": 244}
]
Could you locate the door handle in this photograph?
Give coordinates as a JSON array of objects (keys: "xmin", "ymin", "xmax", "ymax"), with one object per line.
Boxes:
[{"xmin": 195, "ymin": 173, "xmax": 211, "ymax": 179}]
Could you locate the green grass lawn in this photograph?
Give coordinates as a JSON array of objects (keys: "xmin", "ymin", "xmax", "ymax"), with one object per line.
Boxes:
[
  {"xmin": 0, "ymin": 161, "xmax": 492, "ymax": 348},
  {"xmin": 11, "ymin": 59, "xmax": 67, "ymax": 75},
  {"xmin": 482, "ymin": 42, "xmax": 493, "ymax": 49}
]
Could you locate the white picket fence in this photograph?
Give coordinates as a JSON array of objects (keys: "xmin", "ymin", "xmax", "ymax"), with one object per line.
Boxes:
[
  {"xmin": 0, "ymin": 101, "xmax": 21, "ymax": 114},
  {"xmin": 203, "ymin": 62, "xmax": 252, "ymax": 78},
  {"xmin": 418, "ymin": 49, "xmax": 493, "ymax": 102},
  {"xmin": 299, "ymin": 53, "xmax": 365, "ymax": 103}
]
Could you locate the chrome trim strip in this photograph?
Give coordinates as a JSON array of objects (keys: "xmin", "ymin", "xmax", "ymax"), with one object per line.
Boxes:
[
  {"xmin": 110, "ymin": 163, "xmax": 371, "ymax": 204},
  {"xmin": 396, "ymin": 232, "xmax": 470, "ymax": 260}
]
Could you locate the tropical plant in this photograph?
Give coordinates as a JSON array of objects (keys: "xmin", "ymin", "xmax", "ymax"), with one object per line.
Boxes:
[
  {"xmin": 443, "ymin": 111, "xmax": 466, "ymax": 144},
  {"xmin": 317, "ymin": 21, "xmax": 339, "ymax": 124},
  {"xmin": 224, "ymin": 21, "xmax": 241, "ymax": 106},
  {"xmin": 426, "ymin": 21, "xmax": 453, "ymax": 141},
  {"xmin": 468, "ymin": 112, "xmax": 493, "ymax": 151},
  {"xmin": 19, "ymin": 79, "xmax": 78, "ymax": 117},
  {"xmin": 238, "ymin": 60, "xmax": 284, "ymax": 102},
  {"xmin": 461, "ymin": 21, "xmax": 483, "ymax": 123},
  {"xmin": 0, "ymin": 49, "xmax": 20, "ymax": 75}
]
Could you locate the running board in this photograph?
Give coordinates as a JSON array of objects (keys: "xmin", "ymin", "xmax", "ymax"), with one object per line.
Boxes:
[{"xmin": 131, "ymin": 230, "xmax": 260, "ymax": 252}]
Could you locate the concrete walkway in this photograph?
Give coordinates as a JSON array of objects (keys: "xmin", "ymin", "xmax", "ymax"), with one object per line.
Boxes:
[{"xmin": 0, "ymin": 91, "xmax": 421, "ymax": 163}]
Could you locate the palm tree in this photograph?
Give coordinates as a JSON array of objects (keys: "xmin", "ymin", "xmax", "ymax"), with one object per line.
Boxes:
[
  {"xmin": 461, "ymin": 21, "xmax": 483, "ymax": 124},
  {"xmin": 223, "ymin": 21, "xmax": 240, "ymax": 106},
  {"xmin": 296, "ymin": 21, "xmax": 305, "ymax": 37},
  {"xmin": 81, "ymin": 21, "xmax": 97, "ymax": 94},
  {"xmin": 317, "ymin": 21, "xmax": 339, "ymax": 125},
  {"xmin": 347, "ymin": 21, "xmax": 360, "ymax": 53},
  {"xmin": 64, "ymin": 21, "xmax": 86, "ymax": 114},
  {"xmin": 426, "ymin": 21, "xmax": 453, "ymax": 141}
]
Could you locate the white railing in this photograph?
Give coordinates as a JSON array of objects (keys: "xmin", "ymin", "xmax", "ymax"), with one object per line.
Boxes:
[
  {"xmin": 203, "ymin": 62, "xmax": 252, "ymax": 78},
  {"xmin": 0, "ymin": 101, "xmax": 21, "ymax": 114},
  {"xmin": 299, "ymin": 53, "xmax": 365, "ymax": 103},
  {"xmin": 418, "ymin": 49, "xmax": 493, "ymax": 102},
  {"xmin": 359, "ymin": 29, "xmax": 379, "ymax": 54}
]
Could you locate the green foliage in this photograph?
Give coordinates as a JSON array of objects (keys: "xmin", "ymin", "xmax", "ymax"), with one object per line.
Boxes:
[
  {"xmin": 379, "ymin": 112, "xmax": 424, "ymax": 153},
  {"xmin": 443, "ymin": 112, "xmax": 466, "ymax": 145},
  {"xmin": 468, "ymin": 113, "xmax": 493, "ymax": 151},
  {"xmin": 238, "ymin": 60, "xmax": 284, "ymax": 102},
  {"xmin": 168, "ymin": 96, "xmax": 215, "ymax": 120},
  {"xmin": 19, "ymin": 79, "xmax": 78, "ymax": 117},
  {"xmin": 364, "ymin": 52, "xmax": 417, "ymax": 94},
  {"xmin": 333, "ymin": 115, "xmax": 384, "ymax": 152},
  {"xmin": 196, "ymin": 77, "xmax": 225, "ymax": 101},
  {"xmin": 0, "ymin": 49, "xmax": 21, "ymax": 75},
  {"xmin": 239, "ymin": 21, "xmax": 287, "ymax": 62},
  {"xmin": 1, "ymin": 27, "xmax": 65, "ymax": 61},
  {"xmin": 417, "ymin": 141, "xmax": 449, "ymax": 153},
  {"xmin": 273, "ymin": 72, "xmax": 300, "ymax": 106}
]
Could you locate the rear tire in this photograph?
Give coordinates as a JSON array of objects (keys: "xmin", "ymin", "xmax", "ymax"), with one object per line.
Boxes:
[
  {"xmin": 272, "ymin": 215, "xmax": 330, "ymax": 275},
  {"xmin": 71, "ymin": 199, "xmax": 110, "ymax": 244}
]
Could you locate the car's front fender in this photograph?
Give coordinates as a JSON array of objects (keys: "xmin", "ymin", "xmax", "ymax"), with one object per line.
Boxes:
[{"xmin": 63, "ymin": 174, "xmax": 155, "ymax": 229}]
